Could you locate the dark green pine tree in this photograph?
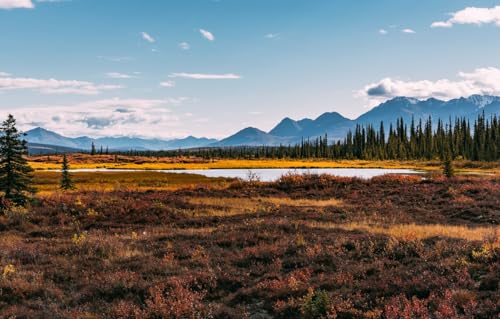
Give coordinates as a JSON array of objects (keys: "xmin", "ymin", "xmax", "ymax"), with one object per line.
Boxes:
[
  {"xmin": 443, "ymin": 155, "xmax": 455, "ymax": 178},
  {"xmin": 91, "ymin": 142, "xmax": 96, "ymax": 155},
  {"xmin": 0, "ymin": 114, "xmax": 35, "ymax": 205},
  {"xmin": 60, "ymin": 153, "xmax": 74, "ymax": 190}
]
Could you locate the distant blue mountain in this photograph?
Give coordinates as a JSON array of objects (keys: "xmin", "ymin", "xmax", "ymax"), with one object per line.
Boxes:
[
  {"xmin": 356, "ymin": 95, "xmax": 500, "ymax": 126},
  {"xmin": 24, "ymin": 127, "xmax": 217, "ymax": 151},
  {"xmin": 210, "ymin": 95, "xmax": 499, "ymax": 147},
  {"xmin": 215, "ymin": 127, "xmax": 292, "ymax": 147},
  {"xmin": 25, "ymin": 95, "xmax": 499, "ymax": 150}
]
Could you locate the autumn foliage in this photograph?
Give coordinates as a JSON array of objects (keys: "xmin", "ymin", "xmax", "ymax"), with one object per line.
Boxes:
[{"xmin": 0, "ymin": 174, "xmax": 498, "ymax": 318}]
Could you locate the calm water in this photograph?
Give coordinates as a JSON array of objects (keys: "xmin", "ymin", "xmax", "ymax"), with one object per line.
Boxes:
[{"xmin": 68, "ymin": 168, "xmax": 421, "ymax": 182}]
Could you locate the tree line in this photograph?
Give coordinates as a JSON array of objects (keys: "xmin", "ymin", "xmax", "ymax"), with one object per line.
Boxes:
[{"xmin": 117, "ymin": 113, "xmax": 499, "ymax": 162}]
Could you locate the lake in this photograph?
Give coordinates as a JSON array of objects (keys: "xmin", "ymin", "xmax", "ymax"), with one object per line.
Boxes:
[{"xmin": 68, "ymin": 168, "xmax": 421, "ymax": 182}]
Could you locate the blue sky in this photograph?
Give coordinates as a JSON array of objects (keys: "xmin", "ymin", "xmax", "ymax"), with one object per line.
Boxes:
[{"xmin": 1, "ymin": 0, "xmax": 500, "ymax": 139}]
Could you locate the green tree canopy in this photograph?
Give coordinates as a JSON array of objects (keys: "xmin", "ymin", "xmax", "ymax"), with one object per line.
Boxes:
[{"xmin": 0, "ymin": 114, "xmax": 35, "ymax": 205}]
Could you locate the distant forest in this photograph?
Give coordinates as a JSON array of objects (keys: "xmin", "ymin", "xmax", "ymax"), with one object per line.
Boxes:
[{"xmin": 115, "ymin": 113, "xmax": 499, "ymax": 161}]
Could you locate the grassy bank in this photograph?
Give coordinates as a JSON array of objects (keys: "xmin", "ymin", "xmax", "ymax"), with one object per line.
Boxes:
[{"xmin": 28, "ymin": 153, "xmax": 500, "ymax": 173}]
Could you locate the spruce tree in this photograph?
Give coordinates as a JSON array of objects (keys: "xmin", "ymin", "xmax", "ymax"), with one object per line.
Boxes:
[
  {"xmin": 60, "ymin": 153, "xmax": 74, "ymax": 190},
  {"xmin": 91, "ymin": 142, "xmax": 96, "ymax": 155},
  {"xmin": 443, "ymin": 155, "xmax": 455, "ymax": 178},
  {"xmin": 0, "ymin": 114, "xmax": 35, "ymax": 205}
]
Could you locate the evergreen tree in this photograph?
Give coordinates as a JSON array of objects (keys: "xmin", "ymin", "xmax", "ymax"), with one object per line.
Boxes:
[
  {"xmin": 0, "ymin": 114, "xmax": 35, "ymax": 205},
  {"xmin": 91, "ymin": 142, "xmax": 96, "ymax": 155},
  {"xmin": 60, "ymin": 153, "xmax": 74, "ymax": 190},
  {"xmin": 443, "ymin": 155, "xmax": 455, "ymax": 178}
]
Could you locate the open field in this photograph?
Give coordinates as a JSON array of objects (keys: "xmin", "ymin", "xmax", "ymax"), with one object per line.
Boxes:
[
  {"xmin": 1, "ymin": 174, "xmax": 499, "ymax": 318},
  {"xmin": 28, "ymin": 154, "xmax": 500, "ymax": 174},
  {"xmin": 33, "ymin": 171, "xmax": 233, "ymax": 195}
]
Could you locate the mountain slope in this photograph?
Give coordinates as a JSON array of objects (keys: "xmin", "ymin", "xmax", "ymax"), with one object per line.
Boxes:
[
  {"xmin": 356, "ymin": 95, "xmax": 500, "ymax": 126},
  {"xmin": 23, "ymin": 95, "xmax": 499, "ymax": 149},
  {"xmin": 215, "ymin": 127, "xmax": 291, "ymax": 147},
  {"xmin": 24, "ymin": 128, "xmax": 217, "ymax": 151}
]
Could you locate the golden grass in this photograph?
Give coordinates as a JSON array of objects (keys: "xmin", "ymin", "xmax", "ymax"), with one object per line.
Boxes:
[
  {"xmin": 307, "ymin": 221, "xmax": 500, "ymax": 243},
  {"xmin": 33, "ymin": 171, "xmax": 232, "ymax": 194},
  {"xmin": 275, "ymin": 197, "xmax": 342, "ymax": 207},
  {"xmin": 185, "ymin": 197, "xmax": 342, "ymax": 217},
  {"xmin": 28, "ymin": 154, "xmax": 500, "ymax": 175}
]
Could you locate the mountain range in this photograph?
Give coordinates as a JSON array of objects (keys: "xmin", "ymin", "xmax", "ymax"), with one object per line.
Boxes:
[{"xmin": 24, "ymin": 95, "xmax": 499, "ymax": 153}]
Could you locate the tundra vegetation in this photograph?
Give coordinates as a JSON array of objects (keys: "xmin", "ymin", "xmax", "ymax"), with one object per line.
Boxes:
[
  {"xmin": 0, "ymin": 114, "xmax": 499, "ymax": 318},
  {"xmin": 0, "ymin": 173, "xmax": 499, "ymax": 318}
]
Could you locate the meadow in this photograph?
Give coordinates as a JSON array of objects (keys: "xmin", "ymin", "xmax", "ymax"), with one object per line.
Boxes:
[
  {"xmin": 27, "ymin": 153, "xmax": 500, "ymax": 173},
  {"xmin": 0, "ymin": 170, "xmax": 499, "ymax": 318}
]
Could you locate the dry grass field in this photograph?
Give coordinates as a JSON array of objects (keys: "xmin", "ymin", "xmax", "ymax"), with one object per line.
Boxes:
[
  {"xmin": 1, "ymin": 173, "xmax": 499, "ymax": 318},
  {"xmin": 28, "ymin": 153, "xmax": 500, "ymax": 173}
]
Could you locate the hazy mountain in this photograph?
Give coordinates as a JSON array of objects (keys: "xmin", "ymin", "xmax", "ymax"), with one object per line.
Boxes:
[
  {"xmin": 215, "ymin": 127, "xmax": 292, "ymax": 147},
  {"xmin": 24, "ymin": 127, "xmax": 86, "ymax": 149},
  {"xmin": 269, "ymin": 112, "xmax": 352, "ymax": 139},
  {"xmin": 24, "ymin": 127, "xmax": 217, "ymax": 151},
  {"xmin": 23, "ymin": 95, "xmax": 499, "ymax": 150},
  {"xmin": 356, "ymin": 95, "xmax": 500, "ymax": 126},
  {"xmin": 27, "ymin": 143, "xmax": 82, "ymax": 155}
]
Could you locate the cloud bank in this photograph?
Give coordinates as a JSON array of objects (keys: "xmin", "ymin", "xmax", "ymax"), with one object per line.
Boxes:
[
  {"xmin": 358, "ymin": 67, "xmax": 500, "ymax": 107},
  {"xmin": 432, "ymin": 6, "xmax": 500, "ymax": 28},
  {"xmin": 0, "ymin": 73, "xmax": 122, "ymax": 95},
  {"xmin": 6, "ymin": 97, "xmax": 191, "ymax": 138},
  {"xmin": 0, "ymin": 0, "xmax": 34, "ymax": 9}
]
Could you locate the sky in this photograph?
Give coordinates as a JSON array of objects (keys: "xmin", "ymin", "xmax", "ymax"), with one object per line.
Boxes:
[{"xmin": 1, "ymin": 0, "xmax": 500, "ymax": 139}]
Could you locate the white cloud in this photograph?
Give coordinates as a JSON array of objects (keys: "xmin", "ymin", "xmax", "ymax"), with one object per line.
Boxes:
[
  {"xmin": 7, "ymin": 97, "xmax": 191, "ymax": 139},
  {"xmin": 36, "ymin": 0, "xmax": 71, "ymax": 2},
  {"xmin": 0, "ymin": 72, "xmax": 11, "ymax": 77},
  {"xmin": 0, "ymin": 0, "xmax": 69, "ymax": 9},
  {"xmin": 432, "ymin": 6, "xmax": 500, "ymax": 28},
  {"xmin": 105, "ymin": 72, "xmax": 135, "ymax": 79},
  {"xmin": 265, "ymin": 33, "xmax": 280, "ymax": 39},
  {"xmin": 401, "ymin": 28, "xmax": 416, "ymax": 34},
  {"xmin": 0, "ymin": 74, "xmax": 122, "ymax": 95},
  {"xmin": 0, "ymin": 0, "xmax": 33, "ymax": 9},
  {"xmin": 160, "ymin": 81, "xmax": 175, "ymax": 88},
  {"xmin": 431, "ymin": 21, "xmax": 453, "ymax": 28},
  {"xmin": 141, "ymin": 32, "xmax": 155, "ymax": 43},
  {"xmin": 98, "ymin": 56, "xmax": 133, "ymax": 62},
  {"xmin": 358, "ymin": 67, "xmax": 500, "ymax": 107},
  {"xmin": 379, "ymin": 29, "xmax": 388, "ymax": 35},
  {"xmin": 169, "ymin": 73, "xmax": 241, "ymax": 80},
  {"xmin": 199, "ymin": 29, "xmax": 215, "ymax": 41},
  {"xmin": 0, "ymin": 0, "xmax": 35, "ymax": 9},
  {"xmin": 179, "ymin": 42, "xmax": 190, "ymax": 50}
]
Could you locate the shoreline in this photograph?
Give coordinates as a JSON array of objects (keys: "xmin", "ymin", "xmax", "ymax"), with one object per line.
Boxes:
[{"xmin": 28, "ymin": 158, "xmax": 499, "ymax": 174}]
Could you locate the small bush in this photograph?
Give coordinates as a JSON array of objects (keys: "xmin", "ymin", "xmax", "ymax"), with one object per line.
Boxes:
[
  {"xmin": 4, "ymin": 205, "xmax": 31, "ymax": 224},
  {"xmin": 300, "ymin": 288, "xmax": 332, "ymax": 318}
]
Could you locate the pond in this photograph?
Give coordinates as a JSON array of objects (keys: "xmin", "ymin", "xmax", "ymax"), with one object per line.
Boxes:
[{"xmin": 67, "ymin": 168, "xmax": 422, "ymax": 182}]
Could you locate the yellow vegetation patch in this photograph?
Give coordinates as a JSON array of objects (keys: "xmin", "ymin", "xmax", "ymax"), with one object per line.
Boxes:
[
  {"xmin": 185, "ymin": 196, "xmax": 343, "ymax": 217},
  {"xmin": 263, "ymin": 197, "xmax": 343, "ymax": 207},
  {"xmin": 29, "ymin": 154, "xmax": 500, "ymax": 176},
  {"xmin": 33, "ymin": 171, "xmax": 232, "ymax": 194},
  {"xmin": 188, "ymin": 197, "xmax": 342, "ymax": 208},
  {"xmin": 308, "ymin": 221, "xmax": 500, "ymax": 243},
  {"xmin": 30, "ymin": 158, "xmax": 439, "ymax": 170}
]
